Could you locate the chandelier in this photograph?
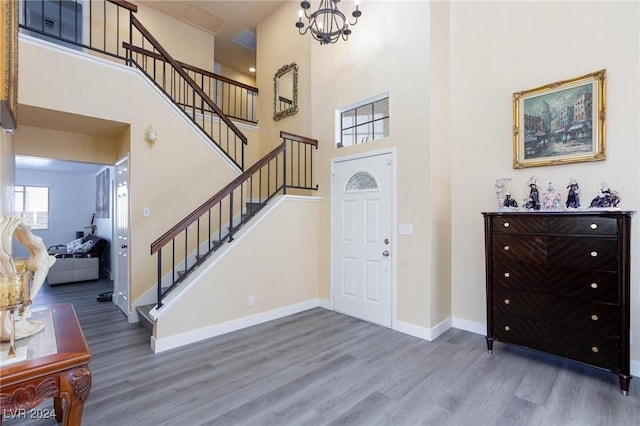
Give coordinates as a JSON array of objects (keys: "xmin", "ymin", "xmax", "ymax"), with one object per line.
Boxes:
[{"xmin": 296, "ymin": 0, "xmax": 362, "ymax": 45}]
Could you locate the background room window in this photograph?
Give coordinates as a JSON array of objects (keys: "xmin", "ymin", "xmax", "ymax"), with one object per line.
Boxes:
[
  {"xmin": 338, "ymin": 94, "xmax": 389, "ymax": 148},
  {"xmin": 14, "ymin": 185, "xmax": 49, "ymax": 230}
]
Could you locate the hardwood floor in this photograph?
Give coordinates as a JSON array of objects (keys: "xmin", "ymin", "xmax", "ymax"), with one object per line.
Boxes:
[{"xmin": 4, "ymin": 279, "xmax": 640, "ymax": 425}]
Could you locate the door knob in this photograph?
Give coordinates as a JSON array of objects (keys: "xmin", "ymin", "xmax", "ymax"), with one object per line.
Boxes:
[{"xmin": 382, "ymin": 250, "xmax": 390, "ymax": 257}]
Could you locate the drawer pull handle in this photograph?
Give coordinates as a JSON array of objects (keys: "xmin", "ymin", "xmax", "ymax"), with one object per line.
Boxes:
[
  {"xmin": 504, "ymin": 272, "xmax": 510, "ymax": 278},
  {"xmin": 504, "ymin": 325, "xmax": 510, "ymax": 331},
  {"xmin": 590, "ymin": 251, "xmax": 598, "ymax": 257},
  {"xmin": 504, "ymin": 246, "xmax": 510, "ymax": 251},
  {"xmin": 591, "ymin": 314, "xmax": 599, "ymax": 321},
  {"xmin": 590, "ymin": 223, "xmax": 598, "ymax": 230},
  {"xmin": 592, "ymin": 346, "xmax": 599, "ymax": 353},
  {"xmin": 590, "ymin": 282, "xmax": 598, "ymax": 289},
  {"xmin": 503, "ymin": 222, "xmax": 510, "ymax": 228},
  {"xmin": 504, "ymin": 299, "xmax": 510, "ymax": 305}
]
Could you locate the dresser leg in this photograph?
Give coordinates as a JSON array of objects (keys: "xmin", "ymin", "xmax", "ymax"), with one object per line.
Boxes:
[
  {"xmin": 619, "ymin": 375, "xmax": 631, "ymax": 396},
  {"xmin": 486, "ymin": 337, "xmax": 494, "ymax": 354}
]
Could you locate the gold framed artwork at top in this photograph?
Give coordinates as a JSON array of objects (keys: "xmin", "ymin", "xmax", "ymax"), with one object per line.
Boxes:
[{"xmin": 513, "ymin": 69, "xmax": 606, "ymax": 169}]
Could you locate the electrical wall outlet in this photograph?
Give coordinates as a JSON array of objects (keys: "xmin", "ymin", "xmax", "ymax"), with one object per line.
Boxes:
[{"xmin": 248, "ymin": 296, "xmax": 254, "ymax": 306}]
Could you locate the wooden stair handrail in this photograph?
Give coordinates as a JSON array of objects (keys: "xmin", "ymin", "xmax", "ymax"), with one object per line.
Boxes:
[
  {"xmin": 130, "ymin": 15, "xmax": 247, "ymax": 146},
  {"xmin": 123, "ymin": 43, "xmax": 258, "ymax": 94},
  {"xmin": 108, "ymin": 0, "xmax": 137, "ymax": 12},
  {"xmin": 150, "ymin": 132, "xmax": 318, "ymax": 255},
  {"xmin": 280, "ymin": 131, "xmax": 318, "ymax": 147},
  {"xmin": 151, "ymin": 143, "xmax": 285, "ymax": 254}
]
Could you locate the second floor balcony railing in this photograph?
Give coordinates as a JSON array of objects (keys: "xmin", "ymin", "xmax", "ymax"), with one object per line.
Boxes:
[{"xmin": 19, "ymin": 0, "xmax": 258, "ymax": 126}]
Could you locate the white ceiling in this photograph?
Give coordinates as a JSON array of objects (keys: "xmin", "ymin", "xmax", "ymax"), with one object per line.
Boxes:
[{"xmin": 139, "ymin": 1, "xmax": 287, "ymax": 75}]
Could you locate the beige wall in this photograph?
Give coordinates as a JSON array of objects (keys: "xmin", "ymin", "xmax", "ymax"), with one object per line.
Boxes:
[
  {"xmin": 217, "ymin": 63, "xmax": 256, "ymax": 88},
  {"xmin": 156, "ymin": 196, "xmax": 320, "ymax": 339},
  {"xmin": 449, "ymin": 1, "xmax": 640, "ymax": 362},
  {"xmin": 19, "ymin": 36, "xmax": 240, "ymax": 306},
  {"xmin": 130, "ymin": 1, "xmax": 215, "ymax": 71},
  {"xmin": 306, "ymin": 1, "xmax": 448, "ymax": 331},
  {"xmin": 256, "ymin": 1, "xmax": 312, "ymax": 157},
  {"xmin": 15, "ymin": 125, "xmax": 119, "ymax": 165},
  {"xmin": 0, "ymin": 130, "xmax": 15, "ymax": 215}
]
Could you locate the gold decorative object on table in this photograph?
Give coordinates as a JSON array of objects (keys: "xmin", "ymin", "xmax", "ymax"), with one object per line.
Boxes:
[
  {"xmin": 0, "ymin": 216, "xmax": 56, "ymax": 364},
  {"xmin": 0, "ymin": 266, "xmax": 33, "ymax": 358}
]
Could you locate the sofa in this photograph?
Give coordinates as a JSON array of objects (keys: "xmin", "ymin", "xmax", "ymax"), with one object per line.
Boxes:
[{"xmin": 47, "ymin": 235, "xmax": 107, "ymax": 285}]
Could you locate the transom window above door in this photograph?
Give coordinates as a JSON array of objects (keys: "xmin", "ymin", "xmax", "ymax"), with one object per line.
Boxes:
[{"xmin": 337, "ymin": 94, "xmax": 389, "ymax": 148}]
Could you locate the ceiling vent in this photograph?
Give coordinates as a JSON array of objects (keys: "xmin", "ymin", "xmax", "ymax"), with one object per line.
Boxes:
[{"xmin": 180, "ymin": 4, "xmax": 225, "ymax": 35}]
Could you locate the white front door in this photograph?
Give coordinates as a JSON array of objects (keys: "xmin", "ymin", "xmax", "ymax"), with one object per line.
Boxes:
[
  {"xmin": 332, "ymin": 152, "xmax": 394, "ymax": 327},
  {"xmin": 114, "ymin": 157, "xmax": 130, "ymax": 316}
]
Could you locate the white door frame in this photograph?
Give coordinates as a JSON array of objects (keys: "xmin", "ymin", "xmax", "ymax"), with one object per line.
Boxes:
[
  {"xmin": 330, "ymin": 147, "xmax": 397, "ymax": 328},
  {"xmin": 114, "ymin": 155, "xmax": 131, "ymax": 320}
]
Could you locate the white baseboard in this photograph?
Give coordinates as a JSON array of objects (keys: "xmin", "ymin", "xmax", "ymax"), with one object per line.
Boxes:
[
  {"xmin": 394, "ymin": 320, "xmax": 430, "ymax": 340},
  {"xmin": 151, "ymin": 298, "xmax": 326, "ymax": 353},
  {"xmin": 631, "ymin": 360, "xmax": 640, "ymax": 378},
  {"xmin": 452, "ymin": 317, "xmax": 486, "ymax": 336},
  {"xmin": 318, "ymin": 298, "xmax": 331, "ymax": 310},
  {"xmin": 394, "ymin": 317, "xmax": 452, "ymax": 341}
]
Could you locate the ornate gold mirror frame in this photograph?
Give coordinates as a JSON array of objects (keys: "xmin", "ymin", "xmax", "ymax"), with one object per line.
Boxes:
[
  {"xmin": 273, "ymin": 63, "xmax": 298, "ymax": 121},
  {"xmin": 1, "ymin": 0, "xmax": 18, "ymax": 131}
]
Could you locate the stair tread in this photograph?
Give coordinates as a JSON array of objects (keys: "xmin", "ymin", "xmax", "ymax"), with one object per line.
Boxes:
[{"xmin": 136, "ymin": 304, "xmax": 155, "ymax": 334}]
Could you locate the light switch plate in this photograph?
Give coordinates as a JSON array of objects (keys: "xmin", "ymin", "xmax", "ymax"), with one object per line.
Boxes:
[{"xmin": 399, "ymin": 224, "xmax": 413, "ymax": 235}]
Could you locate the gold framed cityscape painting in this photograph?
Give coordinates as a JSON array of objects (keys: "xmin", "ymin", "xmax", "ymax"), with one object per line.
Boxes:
[{"xmin": 513, "ymin": 69, "xmax": 606, "ymax": 168}]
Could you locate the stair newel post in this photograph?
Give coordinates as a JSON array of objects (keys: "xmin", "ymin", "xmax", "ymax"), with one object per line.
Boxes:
[
  {"xmin": 157, "ymin": 249, "xmax": 163, "ymax": 308},
  {"xmin": 283, "ymin": 141, "xmax": 287, "ymax": 195}
]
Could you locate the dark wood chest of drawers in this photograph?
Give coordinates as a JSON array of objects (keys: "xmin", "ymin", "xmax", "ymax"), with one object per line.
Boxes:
[{"xmin": 482, "ymin": 211, "xmax": 634, "ymax": 394}]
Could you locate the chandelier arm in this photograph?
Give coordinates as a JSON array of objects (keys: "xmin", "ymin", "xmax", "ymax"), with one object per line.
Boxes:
[{"xmin": 298, "ymin": 25, "xmax": 311, "ymax": 36}]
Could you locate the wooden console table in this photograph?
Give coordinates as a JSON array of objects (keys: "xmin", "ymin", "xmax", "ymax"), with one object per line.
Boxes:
[{"xmin": 0, "ymin": 303, "xmax": 91, "ymax": 425}]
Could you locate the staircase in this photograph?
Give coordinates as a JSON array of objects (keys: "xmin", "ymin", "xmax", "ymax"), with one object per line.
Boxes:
[
  {"xmin": 19, "ymin": 0, "xmax": 251, "ymax": 170},
  {"xmin": 135, "ymin": 199, "xmax": 264, "ymax": 332},
  {"xmin": 18, "ymin": 0, "xmax": 319, "ymax": 336},
  {"xmin": 150, "ymin": 132, "xmax": 319, "ymax": 309}
]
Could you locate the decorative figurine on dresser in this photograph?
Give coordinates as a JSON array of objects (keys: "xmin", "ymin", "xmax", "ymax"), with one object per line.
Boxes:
[
  {"xmin": 524, "ymin": 176, "xmax": 541, "ymax": 210},
  {"xmin": 589, "ymin": 182, "xmax": 621, "ymax": 208},
  {"xmin": 482, "ymin": 209, "xmax": 635, "ymax": 394},
  {"xmin": 566, "ymin": 178, "xmax": 580, "ymax": 209},
  {"xmin": 541, "ymin": 182, "xmax": 561, "ymax": 210},
  {"xmin": 502, "ymin": 193, "xmax": 518, "ymax": 209},
  {"xmin": 494, "ymin": 178, "xmax": 513, "ymax": 210}
]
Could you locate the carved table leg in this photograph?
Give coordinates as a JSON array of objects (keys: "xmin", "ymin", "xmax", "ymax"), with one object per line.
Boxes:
[
  {"xmin": 60, "ymin": 365, "xmax": 92, "ymax": 425},
  {"xmin": 619, "ymin": 374, "xmax": 631, "ymax": 396},
  {"xmin": 54, "ymin": 395, "xmax": 63, "ymax": 422}
]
